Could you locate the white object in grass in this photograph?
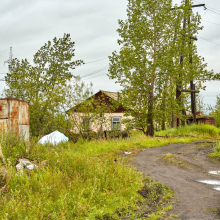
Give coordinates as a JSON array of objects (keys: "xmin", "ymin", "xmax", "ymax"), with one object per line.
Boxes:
[
  {"xmin": 38, "ymin": 130, "xmax": 69, "ymax": 145},
  {"xmin": 124, "ymin": 152, "xmax": 132, "ymax": 155}
]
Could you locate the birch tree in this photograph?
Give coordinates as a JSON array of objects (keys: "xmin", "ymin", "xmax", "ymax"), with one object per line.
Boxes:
[
  {"xmin": 108, "ymin": 0, "xmax": 175, "ymax": 136},
  {"xmin": 109, "ymin": 0, "xmax": 213, "ymax": 136}
]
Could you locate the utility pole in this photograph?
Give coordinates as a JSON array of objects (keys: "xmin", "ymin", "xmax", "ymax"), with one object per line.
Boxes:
[
  {"xmin": 4, "ymin": 47, "xmax": 13, "ymax": 71},
  {"xmin": 188, "ymin": 14, "xmax": 197, "ymax": 123},
  {"xmin": 171, "ymin": 1, "xmax": 205, "ymax": 126}
]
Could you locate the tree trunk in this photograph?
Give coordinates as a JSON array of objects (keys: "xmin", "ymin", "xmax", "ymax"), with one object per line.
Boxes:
[
  {"xmin": 162, "ymin": 121, "xmax": 165, "ymax": 130},
  {"xmin": 171, "ymin": 112, "xmax": 175, "ymax": 128},
  {"xmin": 147, "ymin": 122, "xmax": 154, "ymax": 136},
  {"xmin": 181, "ymin": 109, "xmax": 186, "ymax": 126},
  {"xmin": 147, "ymin": 90, "xmax": 154, "ymax": 136}
]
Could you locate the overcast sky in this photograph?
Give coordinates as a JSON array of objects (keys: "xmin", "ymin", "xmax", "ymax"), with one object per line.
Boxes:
[{"xmin": 0, "ymin": 0, "xmax": 220, "ymax": 107}]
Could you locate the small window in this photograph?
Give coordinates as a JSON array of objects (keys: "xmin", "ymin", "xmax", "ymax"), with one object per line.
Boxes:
[
  {"xmin": 82, "ymin": 117, "xmax": 91, "ymax": 131},
  {"xmin": 112, "ymin": 117, "xmax": 121, "ymax": 130}
]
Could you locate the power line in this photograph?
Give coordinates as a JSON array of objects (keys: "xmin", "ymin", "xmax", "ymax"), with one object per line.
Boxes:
[
  {"xmin": 0, "ymin": 49, "xmax": 8, "ymax": 54},
  {"xmin": 84, "ymin": 73, "xmax": 107, "ymax": 80},
  {"xmin": 201, "ymin": 9, "xmax": 207, "ymax": 19},
  {"xmin": 198, "ymin": 36, "xmax": 220, "ymax": 46},
  {"xmin": 12, "ymin": 49, "xmax": 23, "ymax": 58},
  {"xmin": 80, "ymin": 66, "xmax": 108, "ymax": 78},
  {"xmin": 202, "ymin": 19, "xmax": 220, "ymax": 27},
  {"xmin": 194, "ymin": 0, "xmax": 220, "ymax": 14},
  {"xmin": 207, "ymin": 8, "xmax": 220, "ymax": 16},
  {"xmin": 84, "ymin": 57, "xmax": 108, "ymax": 65}
]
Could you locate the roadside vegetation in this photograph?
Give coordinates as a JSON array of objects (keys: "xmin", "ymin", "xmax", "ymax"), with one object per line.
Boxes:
[
  {"xmin": 1, "ymin": 0, "xmax": 220, "ymax": 218},
  {"xmin": 157, "ymin": 124, "xmax": 220, "ymax": 138},
  {"xmin": 209, "ymin": 142, "xmax": 220, "ymax": 160},
  {"xmin": 0, "ymin": 124, "xmax": 218, "ymax": 219}
]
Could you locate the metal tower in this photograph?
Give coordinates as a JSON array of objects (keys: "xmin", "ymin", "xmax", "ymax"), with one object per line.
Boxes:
[{"xmin": 4, "ymin": 47, "xmax": 13, "ymax": 67}]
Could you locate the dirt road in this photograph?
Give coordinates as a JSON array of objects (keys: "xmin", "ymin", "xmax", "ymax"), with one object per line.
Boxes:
[{"xmin": 132, "ymin": 140, "xmax": 220, "ymax": 220}]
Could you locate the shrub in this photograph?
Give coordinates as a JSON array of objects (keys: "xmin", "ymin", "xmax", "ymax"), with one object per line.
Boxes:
[
  {"xmin": 0, "ymin": 131, "xmax": 27, "ymax": 165},
  {"xmin": 209, "ymin": 142, "xmax": 220, "ymax": 159}
]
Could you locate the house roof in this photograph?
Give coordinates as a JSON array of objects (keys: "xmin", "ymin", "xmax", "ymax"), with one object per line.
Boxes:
[
  {"xmin": 100, "ymin": 90, "xmax": 118, "ymax": 100},
  {"xmin": 67, "ymin": 90, "xmax": 123, "ymax": 113}
]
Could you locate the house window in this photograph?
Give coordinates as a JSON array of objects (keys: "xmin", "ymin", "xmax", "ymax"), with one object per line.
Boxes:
[
  {"xmin": 82, "ymin": 117, "xmax": 91, "ymax": 131},
  {"xmin": 112, "ymin": 117, "xmax": 121, "ymax": 130}
]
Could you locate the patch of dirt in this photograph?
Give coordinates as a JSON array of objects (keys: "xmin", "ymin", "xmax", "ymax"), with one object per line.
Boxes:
[{"xmin": 132, "ymin": 140, "xmax": 220, "ymax": 220}]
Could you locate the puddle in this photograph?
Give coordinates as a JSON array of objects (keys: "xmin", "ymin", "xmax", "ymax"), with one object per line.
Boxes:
[
  {"xmin": 214, "ymin": 186, "xmax": 220, "ymax": 191},
  {"xmin": 197, "ymin": 171, "xmax": 220, "ymax": 191},
  {"xmin": 209, "ymin": 171, "xmax": 220, "ymax": 175},
  {"xmin": 197, "ymin": 180, "xmax": 220, "ymax": 185}
]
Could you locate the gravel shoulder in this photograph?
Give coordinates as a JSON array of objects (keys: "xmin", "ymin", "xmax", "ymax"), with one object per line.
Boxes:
[{"xmin": 132, "ymin": 140, "xmax": 220, "ymax": 220}]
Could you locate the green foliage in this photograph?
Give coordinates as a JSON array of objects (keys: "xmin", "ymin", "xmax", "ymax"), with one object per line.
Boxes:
[
  {"xmin": 209, "ymin": 142, "xmax": 220, "ymax": 159},
  {"xmin": 195, "ymin": 94, "xmax": 207, "ymax": 114},
  {"xmin": 0, "ymin": 128, "xmax": 207, "ymax": 219},
  {"xmin": 1, "ymin": 124, "xmax": 218, "ymax": 218},
  {"xmin": 209, "ymin": 95, "xmax": 220, "ymax": 128},
  {"xmin": 0, "ymin": 131, "xmax": 27, "ymax": 165},
  {"xmin": 157, "ymin": 124, "xmax": 220, "ymax": 137},
  {"xmin": 1, "ymin": 140, "xmax": 145, "ymax": 219},
  {"xmin": 108, "ymin": 0, "xmax": 214, "ymax": 136},
  {"xmin": 3, "ymin": 34, "xmax": 92, "ymax": 136}
]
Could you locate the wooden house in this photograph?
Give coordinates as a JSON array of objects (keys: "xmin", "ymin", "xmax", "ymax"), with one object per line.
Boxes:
[{"xmin": 67, "ymin": 90, "xmax": 131, "ymax": 133}]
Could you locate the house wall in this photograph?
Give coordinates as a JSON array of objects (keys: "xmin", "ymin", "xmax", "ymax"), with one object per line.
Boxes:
[{"xmin": 69, "ymin": 112, "xmax": 132, "ymax": 133}]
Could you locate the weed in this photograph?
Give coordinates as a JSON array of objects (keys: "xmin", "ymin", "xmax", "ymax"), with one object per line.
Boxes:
[
  {"xmin": 170, "ymin": 214, "xmax": 179, "ymax": 218},
  {"xmin": 157, "ymin": 124, "xmax": 220, "ymax": 138},
  {"xmin": 162, "ymin": 153, "xmax": 174, "ymax": 160},
  {"xmin": 0, "ymin": 131, "xmax": 27, "ymax": 165},
  {"xmin": 0, "ymin": 124, "xmax": 214, "ymax": 219},
  {"xmin": 209, "ymin": 142, "xmax": 220, "ymax": 159},
  {"xmin": 135, "ymin": 178, "xmax": 174, "ymax": 219},
  {"xmin": 161, "ymin": 153, "xmax": 191, "ymax": 169}
]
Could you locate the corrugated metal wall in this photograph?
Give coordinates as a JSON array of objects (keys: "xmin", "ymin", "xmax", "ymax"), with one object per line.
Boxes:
[{"xmin": 0, "ymin": 99, "xmax": 30, "ymax": 141}]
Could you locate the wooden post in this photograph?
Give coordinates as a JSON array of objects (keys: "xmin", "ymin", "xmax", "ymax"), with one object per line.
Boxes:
[
  {"xmin": 176, "ymin": 3, "xmax": 186, "ymax": 127},
  {"xmin": 171, "ymin": 0, "xmax": 205, "ymax": 126},
  {"xmin": 188, "ymin": 8, "xmax": 197, "ymax": 124},
  {"xmin": 192, "ymin": 83, "xmax": 197, "ymax": 123},
  {"xmin": 104, "ymin": 130, "xmax": 107, "ymax": 140}
]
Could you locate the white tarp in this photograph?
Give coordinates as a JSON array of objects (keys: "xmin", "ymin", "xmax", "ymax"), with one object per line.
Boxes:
[{"xmin": 38, "ymin": 130, "xmax": 69, "ymax": 145}]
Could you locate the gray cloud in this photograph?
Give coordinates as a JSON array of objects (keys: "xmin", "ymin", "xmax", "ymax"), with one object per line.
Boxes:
[{"xmin": 0, "ymin": 0, "xmax": 219, "ymax": 107}]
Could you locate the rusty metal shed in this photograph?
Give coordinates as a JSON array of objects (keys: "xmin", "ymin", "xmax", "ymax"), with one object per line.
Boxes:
[{"xmin": 0, "ymin": 98, "xmax": 29, "ymax": 141}]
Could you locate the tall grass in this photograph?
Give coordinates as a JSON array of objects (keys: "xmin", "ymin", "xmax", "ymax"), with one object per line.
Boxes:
[
  {"xmin": 157, "ymin": 124, "xmax": 220, "ymax": 137},
  {"xmin": 1, "ymin": 157, "xmax": 144, "ymax": 219},
  {"xmin": 0, "ymin": 124, "xmax": 217, "ymax": 219},
  {"xmin": 209, "ymin": 142, "xmax": 220, "ymax": 159}
]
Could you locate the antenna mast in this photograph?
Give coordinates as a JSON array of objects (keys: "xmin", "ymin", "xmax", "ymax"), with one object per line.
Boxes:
[{"xmin": 4, "ymin": 47, "xmax": 13, "ymax": 67}]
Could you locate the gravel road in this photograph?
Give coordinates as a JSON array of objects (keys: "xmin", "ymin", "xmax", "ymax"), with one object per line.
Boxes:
[{"xmin": 132, "ymin": 140, "xmax": 220, "ymax": 220}]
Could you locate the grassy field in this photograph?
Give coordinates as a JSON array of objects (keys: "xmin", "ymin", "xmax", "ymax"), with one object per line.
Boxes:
[{"xmin": 0, "ymin": 124, "xmax": 219, "ymax": 219}]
